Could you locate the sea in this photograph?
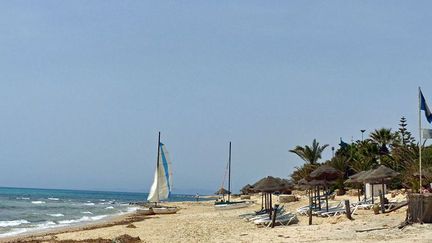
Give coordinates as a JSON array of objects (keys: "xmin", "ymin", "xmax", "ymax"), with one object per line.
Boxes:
[{"xmin": 0, "ymin": 187, "xmax": 196, "ymax": 238}]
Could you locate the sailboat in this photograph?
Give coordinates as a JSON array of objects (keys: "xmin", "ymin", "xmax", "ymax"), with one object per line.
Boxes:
[
  {"xmin": 214, "ymin": 142, "xmax": 251, "ymax": 210},
  {"xmin": 147, "ymin": 132, "xmax": 179, "ymax": 214}
]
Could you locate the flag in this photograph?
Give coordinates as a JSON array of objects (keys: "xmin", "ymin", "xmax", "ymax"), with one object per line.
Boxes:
[
  {"xmin": 423, "ymin": 129, "xmax": 432, "ymax": 139},
  {"xmin": 420, "ymin": 89, "xmax": 432, "ymax": 123}
]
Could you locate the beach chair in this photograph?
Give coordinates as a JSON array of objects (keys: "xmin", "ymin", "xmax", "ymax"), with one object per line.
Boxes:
[
  {"xmin": 312, "ymin": 201, "xmax": 344, "ymax": 216},
  {"xmin": 253, "ymin": 212, "xmax": 298, "ymax": 227},
  {"xmin": 351, "ymin": 198, "xmax": 376, "ymax": 215},
  {"xmin": 318, "ymin": 207, "xmax": 347, "ymax": 217},
  {"xmin": 296, "ymin": 201, "xmax": 325, "ymax": 215},
  {"xmin": 246, "ymin": 206, "xmax": 285, "ymax": 222}
]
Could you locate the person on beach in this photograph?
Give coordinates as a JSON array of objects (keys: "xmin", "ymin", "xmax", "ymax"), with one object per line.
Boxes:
[{"xmin": 195, "ymin": 193, "xmax": 199, "ymax": 201}]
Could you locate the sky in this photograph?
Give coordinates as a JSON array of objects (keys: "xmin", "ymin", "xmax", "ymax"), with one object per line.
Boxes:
[{"xmin": 0, "ymin": 1, "xmax": 432, "ymax": 194}]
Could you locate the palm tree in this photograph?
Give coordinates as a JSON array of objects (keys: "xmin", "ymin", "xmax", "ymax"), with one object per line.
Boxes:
[
  {"xmin": 370, "ymin": 128, "xmax": 396, "ymax": 155},
  {"xmin": 289, "ymin": 139, "xmax": 329, "ymax": 165}
]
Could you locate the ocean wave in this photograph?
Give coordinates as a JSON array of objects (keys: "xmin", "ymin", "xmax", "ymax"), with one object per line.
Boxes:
[
  {"xmin": 47, "ymin": 197, "xmax": 60, "ymax": 201},
  {"xmin": 81, "ymin": 211, "xmax": 93, "ymax": 214},
  {"xmin": 83, "ymin": 203, "xmax": 95, "ymax": 206},
  {"xmin": 31, "ymin": 201, "xmax": 46, "ymax": 204},
  {"xmin": 47, "ymin": 213, "xmax": 64, "ymax": 217},
  {"xmin": 0, "ymin": 220, "xmax": 30, "ymax": 227},
  {"xmin": 105, "ymin": 206, "xmax": 114, "ymax": 209},
  {"xmin": 36, "ymin": 221, "xmax": 57, "ymax": 228},
  {"xmin": 16, "ymin": 197, "xmax": 30, "ymax": 200},
  {"xmin": 0, "ymin": 228, "xmax": 29, "ymax": 237},
  {"xmin": 58, "ymin": 215, "xmax": 108, "ymax": 225}
]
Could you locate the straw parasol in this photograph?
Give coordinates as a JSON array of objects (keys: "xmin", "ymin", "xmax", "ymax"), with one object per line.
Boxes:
[
  {"xmin": 309, "ymin": 165, "xmax": 343, "ymax": 212},
  {"xmin": 252, "ymin": 176, "xmax": 288, "ymax": 213},
  {"xmin": 240, "ymin": 184, "xmax": 254, "ymax": 195},
  {"xmin": 345, "ymin": 170, "xmax": 371, "ymax": 201},
  {"xmin": 362, "ymin": 165, "xmax": 399, "ymax": 183},
  {"xmin": 362, "ymin": 165, "xmax": 399, "ymax": 209},
  {"xmin": 310, "ymin": 164, "xmax": 343, "ymax": 181},
  {"xmin": 253, "ymin": 176, "xmax": 285, "ymax": 193},
  {"xmin": 215, "ymin": 187, "xmax": 230, "ymax": 195},
  {"xmin": 345, "ymin": 170, "xmax": 369, "ymax": 184}
]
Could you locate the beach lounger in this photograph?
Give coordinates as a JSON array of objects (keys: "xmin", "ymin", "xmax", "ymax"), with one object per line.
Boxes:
[
  {"xmin": 247, "ymin": 208, "xmax": 286, "ymax": 222},
  {"xmin": 318, "ymin": 207, "xmax": 347, "ymax": 217},
  {"xmin": 296, "ymin": 202, "xmax": 325, "ymax": 215},
  {"xmin": 253, "ymin": 212, "xmax": 298, "ymax": 227},
  {"xmin": 242, "ymin": 206, "xmax": 285, "ymax": 221}
]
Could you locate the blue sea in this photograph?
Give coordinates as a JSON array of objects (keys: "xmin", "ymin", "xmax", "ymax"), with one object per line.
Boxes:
[{"xmin": 0, "ymin": 187, "xmax": 195, "ymax": 238}]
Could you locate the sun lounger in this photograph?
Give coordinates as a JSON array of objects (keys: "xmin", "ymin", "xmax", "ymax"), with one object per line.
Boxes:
[
  {"xmin": 242, "ymin": 206, "xmax": 285, "ymax": 221},
  {"xmin": 296, "ymin": 202, "xmax": 325, "ymax": 215},
  {"xmin": 253, "ymin": 212, "xmax": 298, "ymax": 227},
  {"xmin": 247, "ymin": 208, "xmax": 286, "ymax": 222}
]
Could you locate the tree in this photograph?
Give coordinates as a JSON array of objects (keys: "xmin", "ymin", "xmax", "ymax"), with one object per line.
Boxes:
[
  {"xmin": 397, "ymin": 116, "xmax": 415, "ymax": 146},
  {"xmin": 289, "ymin": 139, "xmax": 329, "ymax": 165},
  {"xmin": 370, "ymin": 128, "xmax": 396, "ymax": 155}
]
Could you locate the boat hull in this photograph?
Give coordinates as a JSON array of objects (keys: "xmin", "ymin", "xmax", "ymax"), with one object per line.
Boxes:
[
  {"xmin": 214, "ymin": 201, "xmax": 252, "ymax": 210},
  {"xmin": 137, "ymin": 208, "xmax": 155, "ymax": 215},
  {"xmin": 152, "ymin": 207, "xmax": 179, "ymax": 214}
]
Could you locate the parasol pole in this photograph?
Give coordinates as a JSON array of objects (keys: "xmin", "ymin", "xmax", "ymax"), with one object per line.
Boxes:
[
  {"xmin": 228, "ymin": 142, "xmax": 231, "ymax": 202},
  {"xmin": 419, "ymin": 87, "xmax": 423, "ymax": 193}
]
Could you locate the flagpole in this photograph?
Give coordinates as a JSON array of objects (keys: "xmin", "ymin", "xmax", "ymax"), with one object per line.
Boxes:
[{"xmin": 419, "ymin": 87, "xmax": 423, "ymax": 193}]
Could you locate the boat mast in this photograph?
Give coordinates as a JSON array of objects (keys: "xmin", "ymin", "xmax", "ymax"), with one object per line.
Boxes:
[
  {"xmin": 155, "ymin": 131, "xmax": 161, "ymax": 205},
  {"xmin": 228, "ymin": 141, "xmax": 231, "ymax": 202}
]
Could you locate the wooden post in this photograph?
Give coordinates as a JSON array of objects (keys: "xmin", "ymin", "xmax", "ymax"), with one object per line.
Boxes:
[
  {"xmin": 269, "ymin": 193, "xmax": 273, "ymax": 219},
  {"xmin": 271, "ymin": 204, "xmax": 279, "ymax": 228},
  {"xmin": 317, "ymin": 186, "xmax": 321, "ymax": 210},
  {"xmin": 345, "ymin": 200, "xmax": 352, "ymax": 220},
  {"xmin": 308, "ymin": 190, "xmax": 313, "ymax": 225},
  {"xmin": 325, "ymin": 185, "xmax": 329, "ymax": 212},
  {"xmin": 379, "ymin": 190, "xmax": 385, "ymax": 213},
  {"xmin": 371, "ymin": 184, "xmax": 375, "ymax": 204}
]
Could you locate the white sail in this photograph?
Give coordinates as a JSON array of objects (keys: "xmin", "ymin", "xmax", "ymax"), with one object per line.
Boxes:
[{"xmin": 147, "ymin": 143, "xmax": 172, "ymax": 202}]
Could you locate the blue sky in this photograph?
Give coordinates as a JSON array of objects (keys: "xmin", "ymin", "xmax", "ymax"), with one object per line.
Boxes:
[{"xmin": 0, "ymin": 1, "xmax": 431, "ymax": 194}]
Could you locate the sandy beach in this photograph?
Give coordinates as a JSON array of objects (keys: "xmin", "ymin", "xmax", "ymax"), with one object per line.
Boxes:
[{"xmin": 2, "ymin": 193, "xmax": 432, "ymax": 243}]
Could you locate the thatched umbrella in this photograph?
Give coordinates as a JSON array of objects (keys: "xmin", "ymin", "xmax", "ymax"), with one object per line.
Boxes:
[
  {"xmin": 240, "ymin": 184, "xmax": 254, "ymax": 195},
  {"xmin": 253, "ymin": 176, "xmax": 287, "ymax": 216},
  {"xmin": 345, "ymin": 170, "xmax": 370, "ymax": 201},
  {"xmin": 362, "ymin": 165, "xmax": 399, "ymax": 211},
  {"xmin": 279, "ymin": 179, "xmax": 294, "ymax": 194},
  {"xmin": 215, "ymin": 187, "xmax": 230, "ymax": 201},
  {"xmin": 253, "ymin": 176, "xmax": 286, "ymax": 192},
  {"xmin": 310, "ymin": 164, "xmax": 343, "ymax": 181},
  {"xmin": 309, "ymin": 165, "xmax": 343, "ymax": 211}
]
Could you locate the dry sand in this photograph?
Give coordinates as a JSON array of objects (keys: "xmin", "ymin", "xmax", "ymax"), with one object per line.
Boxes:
[{"xmin": 3, "ymin": 194, "xmax": 432, "ymax": 243}]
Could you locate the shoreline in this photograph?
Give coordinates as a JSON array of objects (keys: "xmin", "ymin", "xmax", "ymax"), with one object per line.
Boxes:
[
  {"xmin": 0, "ymin": 209, "xmax": 142, "ymax": 242},
  {"xmin": 4, "ymin": 195, "xmax": 432, "ymax": 242}
]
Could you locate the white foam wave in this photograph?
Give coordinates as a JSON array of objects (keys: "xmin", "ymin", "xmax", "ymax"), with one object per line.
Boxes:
[
  {"xmin": 81, "ymin": 211, "xmax": 93, "ymax": 214},
  {"xmin": 16, "ymin": 197, "xmax": 30, "ymax": 200},
  {"xmin": 48, "ymin": 197, "xmax": 60, "ymax": 201},
  {"xmin": 83, "ymin": 203, "xmax": 95, "ymax": 206},
  {"xmin": 0, "ymin": 228, "xmax": 29, "ymax": 237},
  {"xmin": 58, "ymin": 215, "xmax": 108, "ymax": 225},
  {"xmin": 31, "ymin": 201, "xmax": 45, "ymax": 204},
  {"xmin": 0, "ymin": 220, "xmax": 30, "ymax": 227},
  {"xmin": 47, "ymin": 213, "xmax": 64, "ymax": 217},
  {"xmin": 105, "ymin": 206, "xmax": 114, "ymax": 209},
  {"xmin": 36, "ymin": 221, "xmax": 57, "ymax": 228}
]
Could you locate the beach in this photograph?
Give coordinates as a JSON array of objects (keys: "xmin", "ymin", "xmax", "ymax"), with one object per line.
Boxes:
[{"xmin": 3, "ymin": 193, "xmax": 432, "ymax": 243}]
